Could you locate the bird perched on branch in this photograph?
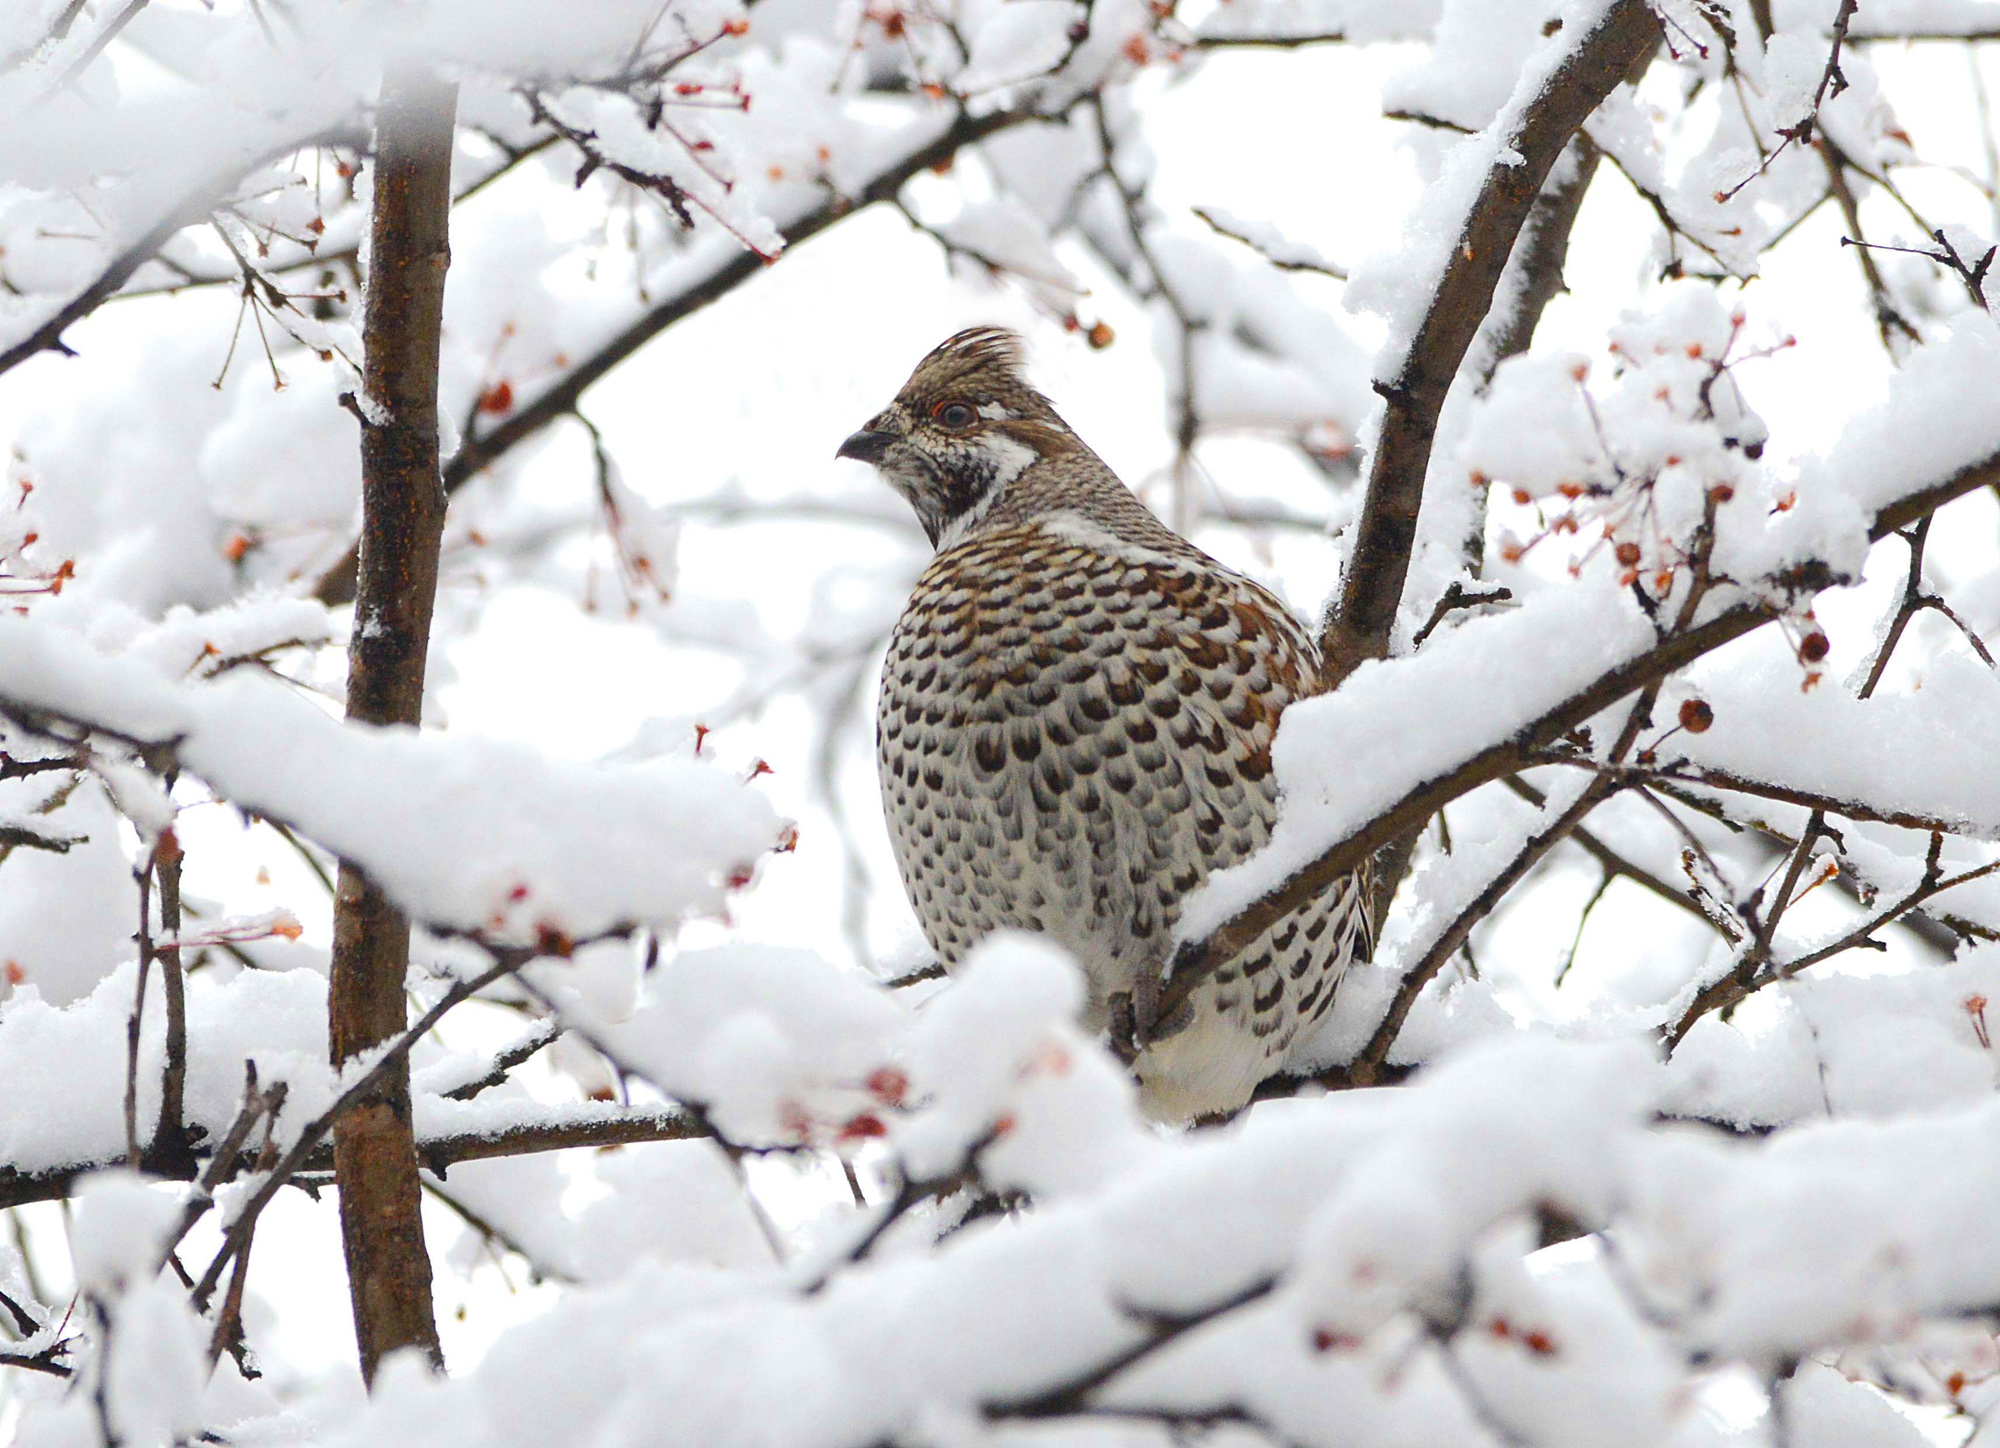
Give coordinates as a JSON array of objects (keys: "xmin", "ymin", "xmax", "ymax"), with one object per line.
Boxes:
[{"xmin": 839, "ymin": 327, "xmax": 1372, "ymax": 1121}]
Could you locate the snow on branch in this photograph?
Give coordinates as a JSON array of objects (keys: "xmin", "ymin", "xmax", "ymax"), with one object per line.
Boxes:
[
  {"xmin": 1163, "ymin": 316, "xmax": 2000, "ymax": 1054},
  {"xmin": 313, "ymin": 96, "xmax": 1069, "ymax": 604},
  {"xmin": 229, "ymin": 1028, "xmax": 2000, "ymax": 1447},
  {"xmin": 1323, "ymin": 0, "xmax": 1661, "ymax": 686},
  {"xmin": 434, "ymin": 101, "xmax": 1065, "ymax": 494},
  {"xmin": 0, "ymin": 615, "xmax": 784, "ymax": 940}
]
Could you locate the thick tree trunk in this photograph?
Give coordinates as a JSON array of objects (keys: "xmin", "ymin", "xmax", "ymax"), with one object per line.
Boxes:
[{"xmin": 329, "ymin": 62, "xmax": 457, "ymax": 1384}]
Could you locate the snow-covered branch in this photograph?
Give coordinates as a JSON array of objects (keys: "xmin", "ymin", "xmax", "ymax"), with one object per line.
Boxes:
[
  {"xmin": 1319, "ymin": 0, "xmax": 1660, "ymax": 686},
  {"xmin": 1166, "ymin": 350, "xmax": 2000, "ymax": 1044}
]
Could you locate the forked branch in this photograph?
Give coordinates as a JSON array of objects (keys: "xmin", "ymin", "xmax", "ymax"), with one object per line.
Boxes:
[
  {"xmin": 1318, "ymin": 0, "xmax": 1660, "ymax": 687},
  {"xmin": 1156, "ymin": 443, "xmax": 2000, "ymax": 1051}
]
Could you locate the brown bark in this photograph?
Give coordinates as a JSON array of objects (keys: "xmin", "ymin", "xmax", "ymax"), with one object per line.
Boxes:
[
  {"xmin": 1156, "ymin": 443, "xmax": 2000, "ymax": 1035},
  {"xmin": 0, "ymin": 1102, "xmax": 710, "ymax": 1214},
  {"xmin": 149, "ymin": 824, "xmax": 197, "ymax": 1178},
  {"xmin": 1362, "ymin": 130, "xmax": 1610, "ymax": 930},
  {"xmin": 1317, "ymin": 0, "xmax": 1659, "ymax": 689},
  {"xmin": 329, "ymin": 62, "xmax": 457, "ymax": 1383}
]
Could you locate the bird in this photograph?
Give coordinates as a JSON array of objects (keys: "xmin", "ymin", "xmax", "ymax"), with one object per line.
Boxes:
[{"xmin": 838, "ymin": 326, "xmax": 1373, "ymax": 1121}]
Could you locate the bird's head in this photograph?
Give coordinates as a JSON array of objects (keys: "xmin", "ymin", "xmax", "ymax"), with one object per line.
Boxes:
[{"xmin": 837, "ymin": 326, "xmax": 1068, "ymax": 547}]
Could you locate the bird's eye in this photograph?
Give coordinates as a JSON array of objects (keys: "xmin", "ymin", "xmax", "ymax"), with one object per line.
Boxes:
[{"xmin": 934, "ymin": 401, "xmax": 978, "ymax": 428}]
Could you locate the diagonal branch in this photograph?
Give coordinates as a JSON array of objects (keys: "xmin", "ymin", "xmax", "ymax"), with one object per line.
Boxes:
[
  {"xmin": 0, "ymin": 127, "xmax": 365, "ymax": 379},
  {"xmin": 985, "ymin": 1275, "xmax": 1280, "ymax": 1420},
  {"xmin": 1505, "ymin": 775, "xmax": 1710, "ymax": 926},
  {"xmin": 1159, "ymin": 444, "xmax": 2000, "ymax": 1036},
  {"xmin": 1668, "ymin": 840, "xmax": 2000, "ymax": 1047},
  {"xmin": 1317, "ymin": 0, "xmax": 1660, "ymax": 687},
  {"xmin": 1539, "ymin": 757, "xmax": 1982, "ymax": 839},
  {"xmin": 1352, "ymin": 777, "xmax": 1621, "ymax": 1083}
]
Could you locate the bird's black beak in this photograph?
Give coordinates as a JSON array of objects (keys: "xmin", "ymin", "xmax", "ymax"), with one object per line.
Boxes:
[{"xmin": 836, "ymin": 427, "xmax": 894, "ymax": 465}]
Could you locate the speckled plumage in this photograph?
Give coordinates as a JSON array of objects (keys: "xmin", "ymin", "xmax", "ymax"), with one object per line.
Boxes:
[{"xmin": 841, "ymin": 328, "xmax": 1373, "ymax": 1120}]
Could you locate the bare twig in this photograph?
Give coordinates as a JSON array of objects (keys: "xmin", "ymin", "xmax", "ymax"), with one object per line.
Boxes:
[
  {"xmin": 0, "ymin": 1344, "xmax": 73, "ymax": 1378},
  {"xmin": 1661, "ymin": 520, "xmax": 1992, "ymax": 1042},
  {"xmin": 1644, "ymin": 777, "xmax": 1985, "ymax": 951},
  {"xmin": 1189, "ymin": 30, "xmax": 1347, "ymax": 50},
  {"xmin": 206, "ymin": 1094, "xmax": 285, "ymax": 1370},
  {"xmin": 1717, "ymin": 0, "xmax": 1859, "ymax": 202},
  {"xmin": 1503, "ymin": 776, "xmax": 1710, "ymax": 927},
  {"xmin": 1538, "ymin": 756, "xmax": 1978, "ymax": 840},
  {"xmin": 124, "ymin": 859, "xmax": 155, "ymax": 1168},
  {"xmin": 1841, "ymin": 230, "xmax": 1995, "ymax": 311},
  {"xmin": 1191, "ymin": 205, "xmax": 1347, "ymax": 279},
  {"xmin": 439, "ymin": 1016, "xmax": 564, "ymax": 1101},
  {"xmin": 1859, "ymin": 521, "xmax": 1934, "ymax": 696},
  {"xmin": 1352, "ymin": 776, "xmax": 1621, "ymax": 1082},
  {"xmin": 1669, "ymin": 840, "xmax": 2000, "ymax": 1045},
  {"xmin": 1554, "ymin": 870, "xmax": 1616, "ymax": 986},
  {"xmin": 1825, "ymin": 149, "xmax": 1922, "ymax": 351},
  {"xmin": 151, "ymin": 823, "xmax": 193, "ymax": 1177},
  {"xmin": 0, "ymin": 823, "xmax": 82, "ymax": 853},
  {"xmin": 47, "ymin": 0, "xmax": 149, "ymax": 93},
  {"xmin": 986, "ymin": 1275, "xmax": 1280, "ymax": 1419}
]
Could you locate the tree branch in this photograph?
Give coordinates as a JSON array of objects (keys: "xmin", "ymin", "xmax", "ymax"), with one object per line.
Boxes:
[
  {"xmin": 312, "ymin": 100, "xmax": 1064, "ymax": 604},
  {"xmin": 985, "ymin": 1275, "xmax": 1279, "ymax": 1420},
  {"xmin": 1540, "ymin": 756, "xmax": 1982, "ymax": 839},
  {"xmin": 0, "ymin": 1099, "xmax": 710, "ymax": 1214},
  {"xmin": 1505, "ymin": 775, "xmax": 1710, "ymax": 927},
  {"xmin": 0, "ymin": 128, "xmax": 364, "ymax": 379},
  {"xmin": 1668, "ymin": 840, "xmax": 2000, "ymax": 1047},
  {"xmin": 327, "ymin": 60, "xmax": 457, "ymax": 1382},
  {"xmin": 1160, "ymin": 444, "xmax": 2000, "ymax": 1037},
  {"xmin": 1352, "ymin": 777, "xmax": 1620, "ymax": 1083},
  {"xmin": 1318, "ymin": 0, "xmax": 1660, "ymax": 688},
  {"xmin": 150, "ymin": 822, "xmax": 194, "ymax": 1177}
]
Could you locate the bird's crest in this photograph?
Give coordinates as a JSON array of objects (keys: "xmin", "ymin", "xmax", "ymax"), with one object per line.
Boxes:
[
  {"xmin": 926, "ymin": 325, "xmax": 1027, "ymax": 374},
  {"xmin": 903, "ymin": 326, "xmax": 1054, "ymax": 420}
]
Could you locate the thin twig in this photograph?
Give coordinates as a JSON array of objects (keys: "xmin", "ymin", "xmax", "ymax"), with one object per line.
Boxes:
[
  {"xmin": 440, "ymin": 1016, "xmax": 564, "ymax": 1100},
  {"xmin": 989, "ymin": 1276, "xmax": 1281, "ymax": 1420},
  {"xmin": 1190, "ymin": 205, "xmax": 1347, "ymax": 278},
  {"xmin": 124, "ymin": 860, "xmax": 155, "ymax": 1168},
  {"xmin": 152, "ymin": 821, "xmax": 192, "ymax": 1175},
  {"xmin": 47, "ymin": 0, "xmax": 150, "ymax": 93},
  {"xmin": 1503, "ymin": 776, "xmax": 1710, "ymax": 927},
  {"xmin": 191, "ymin": 936, "xmax": 598, "ymax": 1305},
  {"xmin": 1669, "ymin": 841, "xmax": 2000, "ymax": 1045}
]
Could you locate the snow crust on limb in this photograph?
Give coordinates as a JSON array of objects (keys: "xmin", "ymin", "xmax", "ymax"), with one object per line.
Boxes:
[
  {"xmin": 1176, "ymin": 576, "xmax": 1656, "ymax": 945},
  {"xmin": 0, "ymin": 613, "xmax": 783, "ymax": 939},
  {"xmin": 1344, "ymin": 0, "xmax": 1629, "ymax": 375},
  {"xmin": 1178, "ymin": 310, "xmax": 2000, "ymax": 949},
  {"xmin": 295, "ymin": 1029, "xmax": 2000, "ymax": 1447},
  {"xmin": 0, "ymin": 964, "xmax": 331, "ymax": 1175}
]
